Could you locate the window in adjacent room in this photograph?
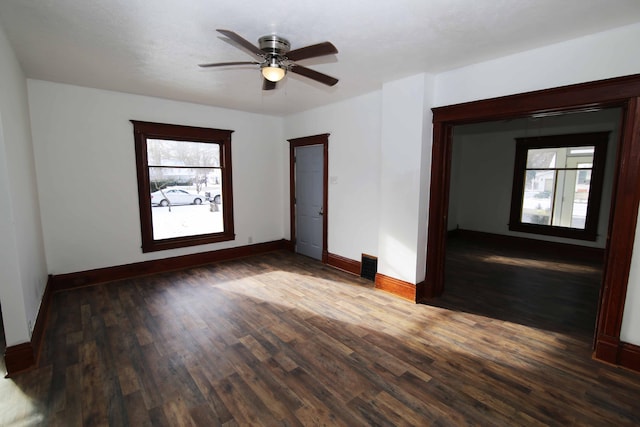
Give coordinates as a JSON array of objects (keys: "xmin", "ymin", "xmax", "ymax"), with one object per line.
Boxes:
[
  {"xmin": 132, "ymin": 121, "xmax": 235, "ymax": 252},
  {"xmin": 509, "ymin": 132, "xmax": 609, "ymax": 241}
]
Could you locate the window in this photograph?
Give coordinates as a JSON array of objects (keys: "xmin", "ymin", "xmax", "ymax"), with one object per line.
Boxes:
[
  {"xmin": 132, "ymin": 121, "xmax": 234, "ymax": 252},
  {"xmin": 509, "ymin": 132, "xmax": 609, "ymax": 241}
]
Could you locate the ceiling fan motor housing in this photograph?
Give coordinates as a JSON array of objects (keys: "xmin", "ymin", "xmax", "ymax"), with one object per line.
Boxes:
[{"xmin": 259, "ymin": 35, "xmax": 291, "ymax": 56}]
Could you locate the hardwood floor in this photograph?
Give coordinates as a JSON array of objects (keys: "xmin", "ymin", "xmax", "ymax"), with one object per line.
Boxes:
[
  {"xmin": 2, "ymin": 250, "xmax": 640, "ymax": 426},
  {"xmin": 435, "ymin": 234, "xmax": 603, "ymax": 338}
]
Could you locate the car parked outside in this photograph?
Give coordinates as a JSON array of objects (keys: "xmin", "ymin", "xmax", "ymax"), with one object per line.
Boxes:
[
  {"xmin": 151, "ymin": 188, "xmax": 205, "ymax": 206},
  {"xmin": 205, "ymin": 191, "xmax": 221, "ymax": 204}
]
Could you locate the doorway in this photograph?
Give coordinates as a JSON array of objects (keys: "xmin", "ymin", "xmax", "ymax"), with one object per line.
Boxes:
[
  {"xmin": 288, "ymin": 134, "xmax": 329, "ymax": 262},
  {"xmin": 435, "ymin": 109, "xmax": 621, "ymax": 337},
  {"xmin": 424, "ymin": 74, "xmax": 640, "ymax": 366}
]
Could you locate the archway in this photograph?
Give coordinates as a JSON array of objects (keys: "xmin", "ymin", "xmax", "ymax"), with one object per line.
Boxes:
[{"xmin": 424, "ymin": 74, "xmax": 640, "ymax": 369}]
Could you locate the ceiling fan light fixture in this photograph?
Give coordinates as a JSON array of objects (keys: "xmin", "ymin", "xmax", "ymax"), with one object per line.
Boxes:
[
  {"xmin": 204, "ymin": 29, "xmax": 338, "ymax": 90},
  {"xmin": 262, "ymin": 59, "xmax": 286, "ymax": 82},
  {"xmin": 262, "ymin": 66, "xmax": 286, "ymax": 82}
]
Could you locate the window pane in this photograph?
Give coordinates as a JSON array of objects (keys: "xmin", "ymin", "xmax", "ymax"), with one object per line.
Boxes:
[
  {"xmin": 149, "ymin": 167, "xmax": 219, "ymax": 191},
  {"xmin": 150, "ymin": 169, "xmax": 224, "ymax": 240},
  {"xmin": 569, "ymin": 146, "xmax": 595, "ymax": 157},
  {"xmin": 521, "ymin": 170, "xmax": 554, "ymax": 225},
  {"xmin": 526, "ymin": 149, "xmax": 557, "ymax": 168},
  {"xmin": 147, "ymin": 139, "xmax": 221, "ymax": 167},
  {"xmin": 510, "ymin": 131, "xmax": 609, "ymax": 241},
  {"xmin": 570, "ymin": 170, "xmax": 591, "ymax": 229}
]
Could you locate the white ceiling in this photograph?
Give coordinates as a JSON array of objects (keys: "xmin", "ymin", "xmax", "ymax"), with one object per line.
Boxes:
[{"xmin": 1, "ymin": 0, "xmax": 640, "ymax": 116}]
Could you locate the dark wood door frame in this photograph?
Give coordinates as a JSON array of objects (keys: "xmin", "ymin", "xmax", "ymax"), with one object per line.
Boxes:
[
  {"xmin": 288, "ymin": 134, "xmax": 329, "ymax": 263},
  {"xmin": 424, "ymin": 74, "xmax": 640, "ymax": 368}
]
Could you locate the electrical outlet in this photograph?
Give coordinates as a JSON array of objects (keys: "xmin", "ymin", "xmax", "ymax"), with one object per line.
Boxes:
[
  {"xmin": 28, "ymin": 320, "xmax": 33, "ymax": 335},
  {"xmin": 248, "ymin": 236, "xmax": 253, "ymax": 244}
]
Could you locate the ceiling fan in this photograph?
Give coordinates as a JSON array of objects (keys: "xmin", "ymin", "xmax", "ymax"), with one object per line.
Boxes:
[{"xmin": 199, "ymin": 29, "xmax": 339, "ymax": 90}]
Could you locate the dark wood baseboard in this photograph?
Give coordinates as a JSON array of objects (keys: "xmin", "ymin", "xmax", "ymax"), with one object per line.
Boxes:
[
  {"xmin": 326, "ymin": 252, "xmax": 361, "ymax": 276},
  {"xmin": 51, "ymin": 239, "xmax": 289, "ymax": 292},
  {"xmin": 375, "ymin": 273, "xmax": 416, "ymax": 302},
  {"xmin": 449, "ymin": 229, "xmax": 605, "ymax": 262},
  {"xmin": 283, "ymin": 239, "xmax": 295, "ymax": 251},
  {"xmin": 327, "ymin": 255, "xmax": 420, "ymax": 303},
  {"xmin": 594, "ymin": 335, "xmax": 620, "ymax": 365},
  {"xmin": 415, "ymin": 279, "xmax": 431, "ymax": 302},
  {"xmin": 4, "ymin": 342, "xmax": 36, "ymax": 377},
  {"xmin": 594, "ymin": 335, "xmax": 640, "ymax": 373},
  {"xmin": 4, "ymin": 275, "xmax": 53, "ymax": 377},
  {"xmin": 619, "ymin": 342, "xmax": 640, "ymax": 372}
]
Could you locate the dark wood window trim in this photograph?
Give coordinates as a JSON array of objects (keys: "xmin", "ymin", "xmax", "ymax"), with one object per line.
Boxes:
[
  {"xmin": 508, "ymin": 132, "xmax": 609, "ymax": 241},
  {"xmin": 288, "ymin": 134, "xmax": 329, "ymax": 263},
  {"xmin": 424, "ymin": 73, "xmax": 640, "ymax": 371},
  {"xmin": 132, "ymin": 120, "xmax": 235, "ymax": 252}
]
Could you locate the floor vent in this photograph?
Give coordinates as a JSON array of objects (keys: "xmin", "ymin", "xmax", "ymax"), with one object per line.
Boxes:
[{"xmin": 361, "ymin": 254, "xmax": 378, "ymax": 281}]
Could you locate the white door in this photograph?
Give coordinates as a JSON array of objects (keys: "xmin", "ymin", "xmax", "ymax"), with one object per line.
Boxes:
[{"xmin": 295, "ymin": 144, "xmax": 324, "ymax": 260}]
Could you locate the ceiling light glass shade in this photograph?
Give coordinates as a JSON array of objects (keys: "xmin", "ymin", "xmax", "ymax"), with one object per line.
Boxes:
[{"xmin": 262, "ymin": 65, "xmax": 286, "ymax": 82}]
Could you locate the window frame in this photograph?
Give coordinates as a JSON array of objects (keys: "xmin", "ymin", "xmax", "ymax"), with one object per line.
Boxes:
[
  {"xmin": 508, "ymin": 131, "xmax": 609, "ymax": 241},
  {"xmin": 132, "ymin": 120, "xmax": 235, "ymax": 252}
]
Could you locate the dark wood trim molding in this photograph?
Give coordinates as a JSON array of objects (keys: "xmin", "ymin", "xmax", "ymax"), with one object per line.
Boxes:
[
  {"xmin": 415, "ymin": 279, "xmax": 428, "ymax": 303},
  {"xmin": 597, "ymin": 97, "xmax": 640, "ymax": 339},
  {"xmin": 375, "ymin": 273, "xmax": 417, "ymax": 302},
  {"xmin": 594, "ymin": 337, "xmax": 640, "ymax": 374},
  {"xmin": 283, "ymin": 239, "xmax": 295, "ymax": 251},
  {"xmin": 426, "ymin": 73, "xmax": 640, "ymax": 373},
  {"xmin": 4, "ymin": 343, "xmax": 35, "ymax": 377},
  {"xmin": 51, "ymin": 239, "xmax": 288, "ymax": 292},
  {"xmin": 508, "ymin": 132, "xmax": 609, "ymax": 241},
  {"xmin": 131, "ymin": 120, "xmax": 236, "ymax": 253},
  {"xmin": 619, "ymin": 342, "xmax": 640, "ymax": 372},
  {"xmin": 425, "ymin": 121, "xmax": 453, "ymax": 298},
  {"xmin": 327, "ymin": 252, "xmax": 361, "ymax": 276},
  {"xmin": 288, "ymin": 134, "xmax": 329, "ymax": 263},
  {"xmin": 4, "ymin": 275, "xmax": 54, "ymax": 377},
  {"xmin": 451, "ymin": 229, "xmax": 605, "ymax": 262},
  {"xmin": 594, "ymin": 335, "xmax": 619, "ymax": 365},
  {"xmin": 30, "ymin": 275, "xmax": 52, "ymax": 364},
  {"xmin": 327, "ymin": 254, "xmax": 425, "ymax": 303},
  {"xmin": 430, "ymin": 74, "xmax": 640, "ymax": 123}
]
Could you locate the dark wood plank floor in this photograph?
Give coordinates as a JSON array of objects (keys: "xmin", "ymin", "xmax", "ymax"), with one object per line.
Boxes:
[
  {"xmin": 2, "ymin": 249, "xmax": 640, "ymax": 426},
  {"xmin": 434, "ymin": 234, "xmax": 603, "ymax": 338}
]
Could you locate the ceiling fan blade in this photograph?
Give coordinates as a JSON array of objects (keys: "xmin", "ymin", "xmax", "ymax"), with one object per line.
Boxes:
[
  {"xmin": 216, "ymin": 29, "xmax": 263, "ymax": 57},
  {"xmin": 290, "ymin": 65, "xmax": 338, "ymax": 86},
  {"xmin": 198, "ymin": 61, "xmax": 260, "ymax": 68},
  {"xmin": 287, "ymin": 42, "xmax": 338, "ymax": 62},
  {"xmin": 262, "ymin": 79, "xmax": 277, "ymax": 91}
]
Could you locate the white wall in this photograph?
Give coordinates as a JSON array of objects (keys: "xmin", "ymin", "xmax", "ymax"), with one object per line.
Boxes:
[
  {"xmin": 27, "ymin": 80, "xmax": 284, "ymax": 274},
  {"xmin": 284, "ymin": 72, "xmax": 437, "ymax": 286},
  {"xmin": 623, "ymin": 222, "xmax": 640, "ymax": 343},
  {"xmin": 449, "ymin": 109, "xmax": 620, "ymax": 248},
  {"xmin": 434, "ymin": 22, "xmax": 640, "ymax": 346},
  {"xmin": 435, "ymin": 22, "xmax": 640, "ymax": 107},
  {"xmin": 416, "ymin": 75, "xmax": 436, "ymax": 282},
  {"xmin": 378, "ymin": 74, "xmax": 433, "ymax": 284},
  {"xmin": 284, "ymin": 91, "xmax": 382, "ymax": 261},
  {"xmin": 0, "ymin": 22, "xmax": 48, "ymax": 346}
]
